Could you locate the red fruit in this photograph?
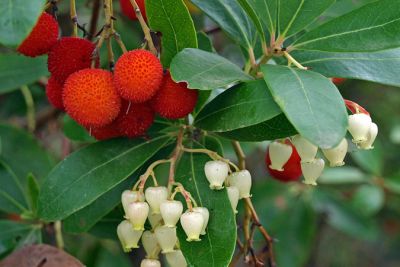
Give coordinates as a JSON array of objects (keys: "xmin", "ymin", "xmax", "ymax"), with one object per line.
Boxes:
[
  {"xmin": 113, "ymin": 50, "xmax": 163, "ymax": 103},
  {"xmin": 119, "ymin": 0, "xmax": 147, "ymax": 21},
  {"xmin": 265, "ymin": 142, "xmax": 302, "ymax": 182},
  {"xmin": 332, "ymin": 77, "xmax": 346, "ymax": 85},
  {"xmin": 151, "ymin": 72, "xmax": 198, "ymax": 119},
  {"xmin": 48, "ymin": 37, "xmax": 97, "ymax": 83},
  {"xmin": 115, "ymin": 101, "xmax": 155, "ymax": 138},
  {"xmin": 63, "ymin": 69, "xmax": 122, "ymax": 127},
  {"xmin": 17, "ymin": 13, "xmax": 59, "ymax": 57},
  {"xmin": 46, "ymin": 76, "xmax": 64, "ymax": 110},
  {"xmin": 90, "ymin": 123, "xmax": 122, "ymax": 141}
]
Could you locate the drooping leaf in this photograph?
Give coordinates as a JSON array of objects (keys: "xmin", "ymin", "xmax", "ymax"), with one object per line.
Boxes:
[
  {"xmin": 0, "ymin": 0, "xmax": 45, "ymax": 47},
  {"xmin": 293, "ymin": 0, "xmax": 400, "ymax": 52},
  {"xmin": 38, "ymin": 136, "xmax": 171, "ymax": 221},
  {"xmin": 191, "ymin": 0, "xmax": 256, "ymax": 50},
  {"xmin": 0, "ymin": 161, "xmax": 29, "ymax": 214},
  {"xmin": 195, "ymin": 79, "xmax": 281, "ymax": 132},
  {"xmin": 247, "ymin": 0, "xmax": 277, "ymax": 36},
  {"xmin": 0, "ymin": 54, "xmax": 48, "ymax": 94},
  {"xmin": 0, "ymin": 124, "xmax": 54, "ymax": 184},
  {"xmin": 261, "ymin": 64, "xmax": 348, "ymax": 149},
  {"xmin": 146, "ymin": 0, "xmax": 197, "ymax": 67},
  {"xmin": 277, "ymin": 0, "xmax": 334, "ymax": 39},
  {"xmin": 175, "ymin": 141, "xmax": 236, "ymax": 267},
  {"xmin": 218, "ymin": 114, "xmax": 297, "ymax": 142},
  {"xmin": 197, "ymin": 32, "xmax": 214, "ymax": 53},
  {"xmin": 170, "ymin": 48, "xmax": 252, "ymax": 90},
  {"xmin": 237, "ymin": 0, "xmax": 265, "ymax": 41},
  {"xmin": 294, "ymin": 49, "xmax": 400, "ymax": 87}
]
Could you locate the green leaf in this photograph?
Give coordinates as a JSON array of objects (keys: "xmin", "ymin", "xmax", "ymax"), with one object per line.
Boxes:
[
  {"xmin": 237, "ymin": 0, "xmax": 265, "ymax": 41},
  {"xmin": 261, "ymin": 65, "xmax": 348, "ymax": 149},
  {"xmin": 0, "ymin": 124, "xmax": 54, "ymax": 184},
  {"xmin": 170, "ymin": 48, "xmax": 252, "ymax": 91},
  {"xmin": 247, "ymin": 0, "xmax": 277, "ymax": 36},
  {"xmin": 146, "ymin": 0, "xmax": 197, "ymax": 67},
  {"xmin": 0, "ymin": 161, "xmax": 29, "ymax": 214},
  {"xmin": 0, "ymin": 54, "xmax": 49, "ymax": 94},
  {"xmin": 191, "ymin": 0, "xmax": 256, "ymax": 50},
  {"xmin": 351, "ymin": 185, "xmax": 384, "ymax": 217},
  {"xmin": 176, "ymin": 141, "xmax": 236, "ymax": 267},
  {"xmin": 0, "ymin": 0, "xmax": 44, "ymax": 47},
  {"xmin": 197, "ymin": 32, "xmax": 214, "ymax": 53},
  {"xmin": 293, "ymin": 0, "xmax": 400, "ymax": 52},
  {"xmin": 38, "ymin": 136, "xmax": 171, "ymax": 221},
  {"xmin": 0, "ymin": 220, "xmax": 41, "ymax": 255},
  {"xmin": 294, "ymin": 49, "xmax": 400, "ymax": 87},
  {"xmin": 318, "ymin": 166, "xmax": 368, "ymax": 184},
  {"xmin": 63, "ymin": 115, "xmax": 95, "ymax": 142},
  {"xmin": 195, "ymin": 79, "xmax": 281, "ymax": 132},
  {"xmin": 218, "ymin": 114, "xmax": 297, "ymax": 142},
  {"xmin": 351, "ymin": 142, "xmax": 383, "ymax": 176},
  {"xmin": 26, "ymin": 174, "xmax": 40, "ymax": 216},
  {"xmin": 277, "ymin": 0, "xmax": 334, "ymax": 39}
]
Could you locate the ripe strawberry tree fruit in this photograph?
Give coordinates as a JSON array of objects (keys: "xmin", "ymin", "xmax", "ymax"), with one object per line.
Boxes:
[{"xmin": 2, "ymin": 0, "xmax": 399, "ymax": 266}]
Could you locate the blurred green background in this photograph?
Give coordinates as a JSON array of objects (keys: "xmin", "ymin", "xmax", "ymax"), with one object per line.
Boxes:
[{"xmin": 1, "ymin": 0, "xmax": 399, "ymax": 266}]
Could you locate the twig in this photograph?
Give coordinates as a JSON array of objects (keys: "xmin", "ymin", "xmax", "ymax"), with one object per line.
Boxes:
[
  {"xmin": 231, "ymin": 141, "xmax": 246, "ymax": 170},
  {"xmin": 20, "ymin": 85, "xmax": 35, "ymax": 133},
  {"xmin": 128, "ymin": 0, "xmax": 157, "ymax": 55},
  {"xmin": 88, "ymin": 0, "xmax": 101, "ymax": 40},
  {"xmin": 70, "ymin": 0, "xmax": 78, "ymax": 37},
  {"xmin": 283, "ymin": 51, "xmax": 307, "ymax": 70},
  {"xmin": 168, "ymin": 128, "xmax": 185, "ymax": 192},
  {"xmin": 54, "ymin": 221, "xmax": 64, "ymax": 250}
]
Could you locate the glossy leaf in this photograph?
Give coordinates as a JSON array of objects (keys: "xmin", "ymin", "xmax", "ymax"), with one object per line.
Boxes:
[
  {"xmin": 26, "ymin": 174, "xmax": 40, "ymax": 215},
  {"xmin": 38, "ymin": 136, "xmax": 171, "ymax": 221},
  {"xmin": 278, "ymin": 0, "xmax": 334, "ymax": 38},
  {"xmin": 146, "ymin": 0, "xmax": 197, "ymax": 67},
  {"xmin": 195, "ymin": 80, "xmax": 281, "ymax": 132},
  {"xmin": 247, "ymin": 0, "xmax": 277, "ymax": 35},
  {"xmin": 0, "ymin": 0, "xmax": 44, "ymax": 47},
  {"xmin": 0, "ymin": 124, "xmax": 54, "ymax": 184},
  {"xmin": 62, "ymin": 115, "xmax": 95, "ymax": 142},
  {"xmin": 197, "ymin": 32, "xmax": 214, "ymax": 53},
  {"xmin": 218, "ymin": 114, "xmax": 297, "ymax": 142},
  {"xmin": 175, "ymin": 141, "xmax": 236, "ymax": 267},
  {"xmin": 0, "ymin": 54, "xmax": 48, "ymax": 94},
  {"xmin": 294, "ymin": 49, "xmax": 400, "ymax": 87},
  {"xmin": 0, "ymin": 161, "xmax": 29, "ymax": 214},
  {"xmin": 170, "ymin": 48, "xmax": 252, "ymax": 90},
  {"xmin": 237, "ymin": 0, "xmax": 265, "ymax": 41},
  {"xmin": 261, "ymin": 64, "xmax": 348, "ymax": 149},
  {"xmin": 351, "ymin": 185, "xmax": 384, "ymax": 216},
  {"xmin": 191, "ymin": 0, "xmax": 255, "ymax": 49},
  {"xmin": 293, "ymin": 0, "xmax": 400, "ymax": 52}
]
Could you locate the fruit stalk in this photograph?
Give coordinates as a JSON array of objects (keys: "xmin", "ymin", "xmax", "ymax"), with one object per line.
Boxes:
[
  {"xmin": 128, "ymin": 0, "xmax": 157, "ymax": 55},
  {"xmin": 168, "ymin": 127, "xmax": 185, "ymax": 192},
  {"xmin": 70, "ymin": 0, "xmax": 78, "ymax": 37},
  {"xmin": 20, "ymin": 85, "xmax": 36, "ymax": 133}
]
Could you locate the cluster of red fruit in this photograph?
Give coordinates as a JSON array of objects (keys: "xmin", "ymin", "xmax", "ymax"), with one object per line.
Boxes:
[{"xmin": 17, "ymin": 12, "xmax": 198, "ymax": 141}]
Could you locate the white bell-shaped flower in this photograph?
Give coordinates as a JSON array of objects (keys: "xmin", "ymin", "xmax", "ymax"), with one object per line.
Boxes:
[
  {"xmin": 291, "ymin": 135, "xmax": 318, "ymax": 163},
  {"xmin": 126, "ymin": 201, "xmax": 149, "ymax": 230},
  {"xmin": 322, "ymin": 139, "xmax": 348, "ymax": 167},
  {"xmin": 193, "ymin": 207, "xmax": 209, "ymax": 235},
  {"xmin": 148, "ymin": 211, "xmax": 163, "ymax": 229},
  {"xmin": 154, "ymin": 225, "xmax": 177, "ymax": 253},
  {"xmin": 180, "ymin": 210, "xmax": 204, "ymax": 241},
  {"xmin": 117, "ymin": 220, "xmax": 143, "ymax": 252},
  {"xmin": 226, "ymin": 186, "xmax": 239, "ymax": 214},
  {"xmin": 301, "ymin": 158, "xmax": 325, "ymax": 186},
  {"xmin": 268, "ymin": 141, "xmax": 293, "ymax": 171},
  {"xmin": 145, "ymin": 186, "xmax": 168, "ymax": 214},
  {"xmin": 358, "ymin": 122, "xmax": 378, "ymax": 150},
  {"xmin": 165, "ymin": 250, "xmax": 187, "ymax": 267},
  {"xmin": 227, "ymin": 170, "xmax": 252, "ymax": 199},
  {"xmin": 348, "ymin": 113, "xmax": 372, "ymax": 143},
  {"xmin": 160, "ymin": 200, "xmax": 183, "ymax": 227},
  {"xmin": 142, "ymin": 231, "xmax": 161, "ymax": 259},
  {"xmin": 204, "ymin": 160, "xmax": 229, "ymax": 190},
  {"xmin": 140, "ymin": 259, "xmax": 161, "ymax": 267},
  {"xmin": 121, "ymin": 190, "xmax": 144, "ymax": 218}
]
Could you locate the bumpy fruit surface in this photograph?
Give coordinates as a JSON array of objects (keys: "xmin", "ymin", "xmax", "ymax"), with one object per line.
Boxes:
[
  {"xmin": 48, "ymin": 37, "xmax": 97, "ymax": 82},
  {"xmin": 265, "ymin": 142, "xmax": 302, "ymax": 182},
  {"xmin": 17, "ymin": 13, "xmax": 59, "ymax": 57},
  {"xmin": 90, "ymin": 123, "xmax": 121, "ymax": 141},
  {"xmin": 114, "ymin": 50, "xmax": 163, "ymax": 103},
  {"xmin": 115, "ymin": 101, "xmax": 155, "ymax": 138},
  {"xmin": 63, "ymin": 69, "xmax": 121, "ymax": 127},
  {"xmin": 119, "ymin": 0, "xmax": 147, "ymax": 21},
  {"xmin": 151, "ymin": 72, "xmax": 198, "ymax": 119},
  {"xmin": 46, "ymin": 76, "xmax": 64, "ymax": 110}
]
